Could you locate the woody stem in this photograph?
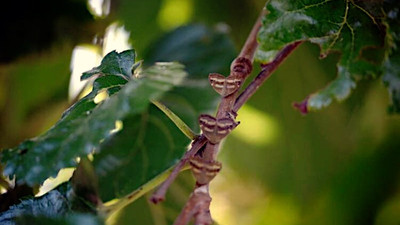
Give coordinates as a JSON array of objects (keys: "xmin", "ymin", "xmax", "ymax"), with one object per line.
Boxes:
[
  {"xmin": 150, "ymin": 136, "xmax": 207, "ymax": 204},
  {"xmin": 233, "ymin": 41, "xmax": 303, "ymax": 113}
]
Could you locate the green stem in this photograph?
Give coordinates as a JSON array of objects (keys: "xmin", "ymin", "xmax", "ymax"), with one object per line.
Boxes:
[{"xmin": 151, "ymin": 100, "xmax": 197, "ymax": 140}]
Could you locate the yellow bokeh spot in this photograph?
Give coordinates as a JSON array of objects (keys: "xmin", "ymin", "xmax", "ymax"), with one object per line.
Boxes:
[
  {"xmin": 255, "ymin": 195, "xmax": 300, "ymax": 225},
  {"xmin": 231, "ymin": 105, "xmax": 279, "ymax": 146},
  {"xmin": 157, "ymin": 0, "xmax": 193, "ymax": 30}
]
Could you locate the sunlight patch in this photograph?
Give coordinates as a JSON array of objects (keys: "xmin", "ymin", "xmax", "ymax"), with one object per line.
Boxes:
[
  {"xmin": 158, "ymin": 0, "xmax": 193, "ymax": 30},
  {"xmin": 231, "ymin": 105, "xmax": 279, "ymax": 146}
]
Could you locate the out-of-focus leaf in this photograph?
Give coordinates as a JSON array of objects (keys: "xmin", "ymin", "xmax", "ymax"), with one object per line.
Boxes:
[
  {"xmin": 93, "ymin": 25, "xmax": 236, "ymax": 202},
  {"xmin": 17, "ymin": 214, "xmax": 104, "ymax": 225},
  {"xmin": 0, "ymin": 179, "xmax": 101, "ymax": 225},
  {"xmin": 382, "ymin": 0, "xmax": 400, "ymax": 113},
  {"xmin": 0, "ymin": 184, "xmax": 34, "ymax": 213},
  {"xmin": 0, "ymin": 187, "xmax": 69, "ymax": 225},
  {"xmin": 144, "ymin": 24, "xmax": 236, "ymax": 77},
  {"xmin": 81, "ymin": 50, "xmax": 135, "ymax": 80},
  {"xmin": 116, "ymin": 0, "xmax": 163, "ymax": 54},
  {"xmin": 1, "ymin": 49, "xmax": 186, "ymax": 186},
  {"xmin": 93, "ymin": 105, "xmax": 189, "ymax": 202},
  {"xmin": 145, "ymin": 24, "xmax": 236, "ymax": 131},
  {"xmin": 257, "ymin": 0, "xmax": 386, "ymax": 112},
  {"xmin": 71, "ymin": 158, "xmax": 100, "ymax": 207}
]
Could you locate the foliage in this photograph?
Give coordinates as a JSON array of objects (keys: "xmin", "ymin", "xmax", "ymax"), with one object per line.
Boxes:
[
  {"xmin": 0, "ymin": 183, "xmax": 103, "ymax": 225},
  {"xmin": 0, "ymin": 24, "xmax": 235, "ymax": 223},
  {"xmin": 0, "ymin": 0, "xmax": 399, "ymax": 224},
  {"xmin": 382, "ymin": 0, "xmax": 400, "ymax": 113},
  {"xmin": 1, "ymin": 50, "xmax": 188, "ymax": 186},
  {"xmin": 256, "ymin": 0, "xmax": 400, "ymax": 113}
]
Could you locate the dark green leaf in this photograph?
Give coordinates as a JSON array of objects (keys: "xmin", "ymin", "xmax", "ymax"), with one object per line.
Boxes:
[
  {"xmin": 144, "ymin": 24, "xmax": 236, "ymax": 77},
  {"xmin": 16, "ymin": 214, "xmax": 104, "ymax": 225},
  {"xmin": 81, "ymin": 50, "xmax": 135, "ymax": 80},
  {"xmin": 92, "ymin": 25, "xmax": 236, "ymax": 202},
  {"xmin": 93, "ymin": 105, "xmax": 189, "ymax": 201},
  {"xmin": 1, "ymin": 61, "xmax": 186, "ymax": 186},
  {"xmin": 382, "ymin": 0, "xmax": 400, "ymax": 113},
  {"xmin": 144, "ymin": 24, "xmax": 236, "ymax": 132},
  {"xmin": 257, "ymin": 0, "xmax": 386, "ymax": 112},
  {"xmin": 0, "ymin": 187, "xmax": 69, "ymax": 225}
]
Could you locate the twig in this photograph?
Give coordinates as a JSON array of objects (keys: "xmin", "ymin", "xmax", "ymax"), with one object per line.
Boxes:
[
  {"xmin": 152, "ymin": 100, "xmax": 197, "ymax": 140},
  {"xmin": 150, "ymin": 136, "xmax": 207, "ymax": 204},
  {"xmin": 203, "ymin": 9, "xmax": 266, "ymax": 161},
  {"xmin": 173, "ymin": 185, "xmax": 212, "ymax": 225},
  {"xmin": 233, "ymin": 41, "xmax": 303, "ymax": 113},
  {"xmin": 172, "ymin": 9, "xmax": 266, "ymax": 225},
  {"xmin": 154, "ymin": 8, "xmax": 302, "ymax": 225}
]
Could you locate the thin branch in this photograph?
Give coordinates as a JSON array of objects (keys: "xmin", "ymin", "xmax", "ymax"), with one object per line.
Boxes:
[
  {"xmin": 210, "ymin": 10, "xmax": 266, "ymax": 159},
  {"xmin": 154, "ymin": 9, "xmax": 302, "ymax": 225},
  {"xmin": 173, "ymin": 185, "xmax": 212, "ymax": 225},
  {"xmin": 172, "ymin": 9, "xmax": 267, "ymax": 225},
  {"xmin": 152, "ymin": 100, "xmax": 197, "ymax": 140},
  {"xmin": 233, "ymin": 41, "xmax": 303, "ymax": 113},
  {"xmin": 150, "ymin": 136, "xmax": 207, "ymax": 204}
]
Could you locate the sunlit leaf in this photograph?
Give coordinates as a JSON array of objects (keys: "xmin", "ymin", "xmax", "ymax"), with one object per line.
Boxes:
[
  {"xmin": 1, "ymin": 49, "xmax": 186, "ymax": 186},
  {"xmin": 257, "ymin": 0, "xmax": 386, "ymax": 112},
  {"xmin": 81, "ymin": 50, "xmax": 136, "ymax": 80}
]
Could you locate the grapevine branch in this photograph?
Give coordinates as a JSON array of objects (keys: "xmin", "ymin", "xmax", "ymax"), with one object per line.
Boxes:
[{"xmin": 150, "ymin": 9, "xmax": 302, "ymax": 225}]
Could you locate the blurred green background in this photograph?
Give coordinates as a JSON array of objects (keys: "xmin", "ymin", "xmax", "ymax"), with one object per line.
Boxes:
[{"xmin": 1, "ymin": 0, "xmax": 400, "ymax": 225}]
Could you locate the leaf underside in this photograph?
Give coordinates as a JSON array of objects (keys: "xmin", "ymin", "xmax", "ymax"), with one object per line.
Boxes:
[{"xmin": 256, "ymin": 0, "xmax": 396, "ymax": 113}]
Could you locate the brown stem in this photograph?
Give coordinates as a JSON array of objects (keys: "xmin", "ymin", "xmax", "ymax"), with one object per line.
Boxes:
[
  {"xmin": 150, "ymin": 135, "xmax": 207, "ymax": 204},
  {"xmin": 233, "ymin": 41, "xmax": 303, "ymax": 113},
  {"xmin": 172, "ymin": 9, "xmax": 267, "ymax": 225},
  {"xmin": 173, "ymin": 185, "xmax": 212, "ymax": 225},
  {"xmin": 157, "ymin": 9, "xmax": 302, "ymax": 225}
]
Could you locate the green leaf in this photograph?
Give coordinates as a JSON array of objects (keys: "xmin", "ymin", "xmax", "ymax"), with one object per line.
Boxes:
[
  {"xmin": 0, "ymin": 186, "xmax": 69, "ymax": 225},
  {"xmin": 16, "ymin": 214, "xmax": 104, "ymax": 225},
  {"xmin": 382, "ymin": 0, "xmax": 400, "ymax": 113},
  {"xmin": 257, "ymin": 0, "xmax": 386, "ymax": 112},
  {"xmin": 144, "ymin": 24, "xmax": 236, "ymax": 77},
  {"xmin": 91, "ymin": 25, "xmax": 236, "ymax": 203},
  {"xmin": 144, "ymin": 24, "xmax": 236, "ymax": 132},
  {"xmin": 81, "ymin": 50, "xmax": 136, "ymax": 80},
  {"xmin": 1, "ymin": 59, "xmax": 186, "ymax": 186},
  {"xmin": 0, "ymin": 181, "xmax": 102, "ymax": 225},
  {"xmin": 93, "ymin": 105, "xmax": 190, "ymax": 202}
]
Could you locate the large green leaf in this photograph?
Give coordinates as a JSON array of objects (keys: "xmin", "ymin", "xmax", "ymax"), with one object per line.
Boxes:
[
  {"xmin": 16, "ymin": 214, "xmax": 104, "ymax": 225},
  {"xmin": 256, "ymin": 0, "xmax": 386, "ymax": 112},
  {"xmin": 145, "ymin": 24, "xmax": 236, "ymax": 131},
  {"xmin": 1, "ymin": 50, "xmax": 187, "ymax": 186},
  {"xmin": 0, "ymin": 189, "xmax": 68, "ymax": 225},
  {"xmin": 382, "ymin": 0, "xmax": 400, "ymax": 113},
  {"xmin": 0, "ymin": 183, "xmax": 102, "ymax": 225},
  {"xmin": 81, "ymin": 50, "xmax": 136, "ymax": 80},
  {"xmin": 92, "ymin": 25, "xmax": 236, "ymax": 202}
]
